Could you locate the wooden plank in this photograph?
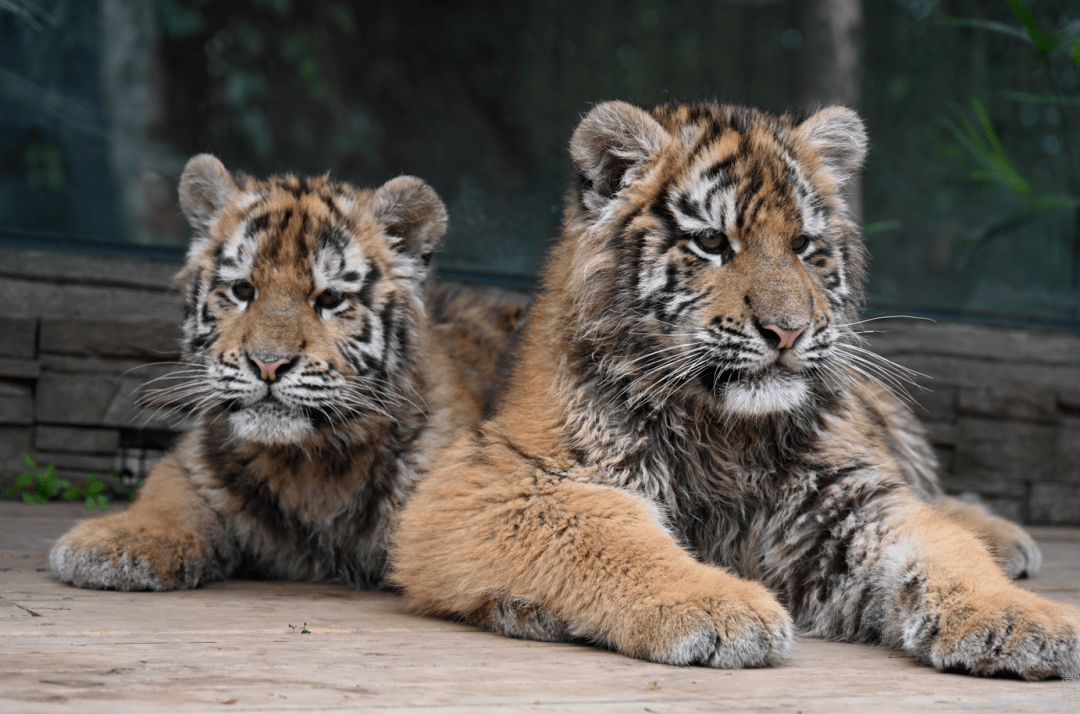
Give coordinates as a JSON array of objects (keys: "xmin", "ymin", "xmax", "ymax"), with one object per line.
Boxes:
[
  {"xmin": 39, "ymin": 320, "xmax": 183, "ymax": 361},
  {"xmin": 0, "ymin": 248, "xmax": 180, "ymax": 291},
  {"xmin": 866, "ymin": 320, "xmax": 1080, "ymax": 366},
  {"xmin": 0, "ymin": 277, "xmax": 182, "ymax": 323}
]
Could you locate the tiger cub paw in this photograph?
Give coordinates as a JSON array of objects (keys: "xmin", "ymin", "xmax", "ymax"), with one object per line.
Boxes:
[
  {"xmin": 50, "ymin": 517, "xmax": 217, "ymax": 591},
  {"xmin": 930, "ymin": 592, "xmax": 1080, "ymax": 680},
  {"xmin": 647, "ymin": 580, "xmax": 794, "ymax": 669}
]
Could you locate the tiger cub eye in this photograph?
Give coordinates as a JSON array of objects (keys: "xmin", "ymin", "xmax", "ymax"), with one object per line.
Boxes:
[
  {"xmin": 791, "ymin": 234, "xmax": 811, "ymax": 254},
  {"xmin": 695, "ymin": 232, "xmax": 729, "ymax": 254},
  {"xmin": 316, "ymin": 291, "xmax": 345, "ymax": 310},
  {"xmin": 232, "ymin": 281, "xmax": 256, "ymax": 301}
]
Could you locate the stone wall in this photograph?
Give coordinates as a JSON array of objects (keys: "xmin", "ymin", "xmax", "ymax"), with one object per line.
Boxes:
[
  {"xmin": 1, "ymin": 246, "xmax": 1078, "ymax": 523},
  {"xmin": 0, "ymin": 247, "xmax": 186, "ymax": 495},
  {"xmin": 867, "ymin": 319, "xmax": 1080, "ymax": 525}
]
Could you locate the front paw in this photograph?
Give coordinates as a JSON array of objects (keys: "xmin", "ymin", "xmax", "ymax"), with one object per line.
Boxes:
[
  {"xmin": 930, "ymin": 592, "xmax": 1080, "ymax": 680},
  {"xmin": 50, "ymin": 517, "xmax": 215, "ymax": 591},
  {"xmin": 646, "ymin": 579, "xmax": 794, "ymax": 669}
]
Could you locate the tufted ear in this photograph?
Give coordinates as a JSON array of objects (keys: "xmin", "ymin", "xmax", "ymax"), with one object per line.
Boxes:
[
  {"xmin": 178, "ymin": 154, "xmax": 240, "ymax": 233},
  {"xmin": 570, "ymin": 101, "xmax": 668, "ymax": 199},
  {"xmin": 795, "ymin": 106, "xmax": 868, "ymax": 187},
  {"xmin": 371, "ymin": 176, "xmax": 448, "ymax": 261}
]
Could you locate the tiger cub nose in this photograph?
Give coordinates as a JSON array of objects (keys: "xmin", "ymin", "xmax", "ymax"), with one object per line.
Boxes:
[
  {"xmin": 247, "ymin": 355, "xmax": 296, "ymax": 382},
  {"xmin": 756, "ymin": 323, "xmax": 806, "ymax": 350}
]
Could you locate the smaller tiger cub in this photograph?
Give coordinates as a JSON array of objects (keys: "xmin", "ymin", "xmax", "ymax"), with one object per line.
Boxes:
[{"xmin": 50, "ymin": 155, "xmax": 521, "ymax": 591}]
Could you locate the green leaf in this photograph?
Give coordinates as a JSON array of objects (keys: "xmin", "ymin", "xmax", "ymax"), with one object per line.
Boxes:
[
  {"xmin": 23, "ymin": 452, "xmax": 35, "ymax": 467},
  {"xmin": 23, "ymin": 493, "xmax": 48, "ymax": 504},
  {"xmin": 939, "ymin": 101, "xmax": 1031, "ymax": 196},
  {"xmin": 1072, "ymin": 39, "xmax": 1080, "ymax": 64},
  {"xmin": 15, "ymin": 473, "xmax": 33, "ymax": 489},
  {"xmin": 61, "ymin": 486, "xmax": 79, "ymax": 501},
  {"xmin": 1000, "ymin": 90, "xmax": 1080, "ymax": 107},
  {"xmin": 85, "ymin": 475, "xmax": 104, "ymax": 495},
  {"xmin": 936, "ymin": 15, "xmax": 1031, "ymax": 44},
  {"xmin": 1006, "ymin": 0, "xmax": 1056, "ymax": 53}
]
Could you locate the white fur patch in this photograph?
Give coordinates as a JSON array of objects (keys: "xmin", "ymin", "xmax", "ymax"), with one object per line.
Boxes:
[
  {"xmin": 722, "ymin": 372, "xmax": 809, "ymax": 416},
  {"xmin": 228, "ymin": 403, "xmax": 315, "ymax": 444}
]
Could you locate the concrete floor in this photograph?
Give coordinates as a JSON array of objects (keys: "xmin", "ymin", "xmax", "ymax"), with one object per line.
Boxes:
[{"xmin": 2, "ymin": 500, "xmax": 1079, "ymax": 713}]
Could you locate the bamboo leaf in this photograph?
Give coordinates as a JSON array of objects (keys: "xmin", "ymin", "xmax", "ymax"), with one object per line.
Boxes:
[
  {"xmin": 1006, "ymin": 0, "xmax": 1056, "ymax": 53},
  {"xmin": 1000, "ymin": 90, "xmax": 1080, "ymax": 107},
  {"xmin": 937, "ymin": 15, "xmax": 1032, "ymax": 44}
]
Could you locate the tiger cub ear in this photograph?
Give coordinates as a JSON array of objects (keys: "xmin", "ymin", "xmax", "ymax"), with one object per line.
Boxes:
[
  {"xmin": 178, "ymin": 154, "xmax": 240, "ymax": 233},
  {"xmin": 372, "ymin": 176, "xmax": 448, "ymax": 261},
  {"xmin": 570, "ymin": 100, "xmax": 668, "ymax": 200},
  {"xmin": 794, "ymin": 106, "xmax": 868, "ymax": 188}
]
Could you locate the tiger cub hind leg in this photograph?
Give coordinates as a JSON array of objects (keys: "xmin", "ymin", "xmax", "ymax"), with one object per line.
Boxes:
[
  {"xmin": 939, "ymin": 495, "xmax": 1042, "ymax": 579},
  {"xmin": 49, "ymin": 444, "xmax": 236, "ymax": 591},
  {"xmin": 467, "ymin": 596, "xmax": 573, "ymax": 643}
]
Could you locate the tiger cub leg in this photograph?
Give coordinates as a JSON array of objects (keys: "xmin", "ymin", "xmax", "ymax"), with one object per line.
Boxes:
[
  {"xmin": 50, "ymin": 449, "xmax": 236, "ymax": 591},
  {"xmin": 938, "ymin": 495, "xmax": 1041, "ymax": 579},
  {"xmin": 798, "ymin": 497, "xmax": 1078, "ymax": 679},
  {"xmin": 466, "ymin": 596, "xmax": 573, "ymax": 643},
  {"xmin": 392, "ymin": 464, "xmax": 793, "ymax": 668}
]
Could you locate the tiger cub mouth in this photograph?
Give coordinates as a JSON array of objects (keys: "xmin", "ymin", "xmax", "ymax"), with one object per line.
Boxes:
[
  {"xmin": 702, "ymin": 364, "xmax": 811, "ymax": 416},
  {"xmin": 227, "ymin": 400, "xmax": 316, "ymax": 444}
]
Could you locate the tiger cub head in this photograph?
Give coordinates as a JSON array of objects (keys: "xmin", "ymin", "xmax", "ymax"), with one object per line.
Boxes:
[
  {"xmin": 562, "ymin": 100, "xmax": 869, "ymax": 417},
  {"xmin": 175, "ymin": 155, "xmax": 446, "ymax": 444}
]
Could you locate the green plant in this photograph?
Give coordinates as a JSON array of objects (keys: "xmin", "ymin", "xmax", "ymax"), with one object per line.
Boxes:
[
  {"xmin": 6, "ymin": 453, "xmax": 115, "ymax": 509},
  {"xmin": 938, "ymin": 1, "xmax": 1080, "ymax": 287}
]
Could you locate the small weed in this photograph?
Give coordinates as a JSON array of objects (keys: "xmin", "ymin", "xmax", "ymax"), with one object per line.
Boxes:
[
  {"xmin": 4, "ymin": 453, "xmax": 132, "ymax": 509},
  {"xmin": 287, "ymin": 623, "xmax": 311, "ymax": 634}
]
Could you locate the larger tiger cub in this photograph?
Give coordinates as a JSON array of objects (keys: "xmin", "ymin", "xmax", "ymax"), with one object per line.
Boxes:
[
  {"xmin": 390, "ymin": 101, "xmax": 1079, "ymax": 679},
  {"xmin": 50, "ymin": 155, "xmax": 523, "ymax": 591}
]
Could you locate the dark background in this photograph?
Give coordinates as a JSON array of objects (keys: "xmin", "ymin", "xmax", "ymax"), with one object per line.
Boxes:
[{"xmin": 1, "ymin": 0, "xmax": 1078, "ymax": 323}]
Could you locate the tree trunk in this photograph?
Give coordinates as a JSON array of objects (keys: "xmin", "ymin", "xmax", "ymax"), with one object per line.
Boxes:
[
  {"xmin": 99, "ymin": 0, "xmax": 186, "ymax": 247},
  {"xmin": 800, "ymin": 0, "xmax": 863, "ymax": 219}
]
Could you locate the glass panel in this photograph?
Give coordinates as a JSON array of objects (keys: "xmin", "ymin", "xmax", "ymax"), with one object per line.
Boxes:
[{"xmin": 1, "ymin": 0, "xmax": 1077, "ymax": 324}]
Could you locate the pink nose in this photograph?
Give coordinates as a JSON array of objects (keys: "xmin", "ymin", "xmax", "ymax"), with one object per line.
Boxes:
[
  {"xmin": 761, "ymin": 324, "xmax": 805, "ymax": 350},
  {"xmin": 250, "ymin": 356, "xmax": 292, "ymax": 382}
]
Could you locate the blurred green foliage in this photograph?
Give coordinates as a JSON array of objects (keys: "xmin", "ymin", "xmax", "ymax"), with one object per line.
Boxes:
[
  {"xmin": 863, "ymin": 0, "xmax": 1078, "ymax": 321},
  {"xmin": 937, "ymin": 1, "xmax": 1079, "ymax": 290},
  {"xmin": 9, "ymin": 453, "xmax": 112, "ymax": 509}
]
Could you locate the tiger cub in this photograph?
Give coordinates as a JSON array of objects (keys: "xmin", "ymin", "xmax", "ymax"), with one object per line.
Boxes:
[
  {"xmin": 50, "ymin": 155, "xmax": 523, "ymax": 591},
  {"xmin": 390, "ymin": 101, "xmax": 1078, "ymax": 679}
]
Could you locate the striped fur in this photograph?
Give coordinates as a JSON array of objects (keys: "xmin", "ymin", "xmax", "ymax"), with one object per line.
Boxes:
[
  {"xmin": 390, "ymin": 101, "xmax": 1078, "ymax": 679},
  {"xmin": 50, "ymin": 155, "xmax": 525, "ymax": 592}
]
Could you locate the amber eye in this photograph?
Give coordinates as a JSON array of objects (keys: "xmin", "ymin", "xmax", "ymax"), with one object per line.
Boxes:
[
  {"xmin": 694, "ymin": 232, "xmax": 730, "ymax": 255},
  {"xmin": 232, "ymin": 281, "xmax": 255, "ymax": 301},
  {"xmin": 791, "ymin": 234, "xmax": 811, "ymax": 254},
  {"xmin": 316, "ymin": 291, "xmax": 345, "ymax": 311}
]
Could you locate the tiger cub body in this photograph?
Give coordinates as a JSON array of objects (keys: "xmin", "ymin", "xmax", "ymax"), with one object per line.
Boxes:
[
  {"xmin": 50, "ymin": 155, "xmax": 523, "ymax": 591},
  {"xmin": 390, "ymin": 101, "xmax": 1078, "ymax": 679}
]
